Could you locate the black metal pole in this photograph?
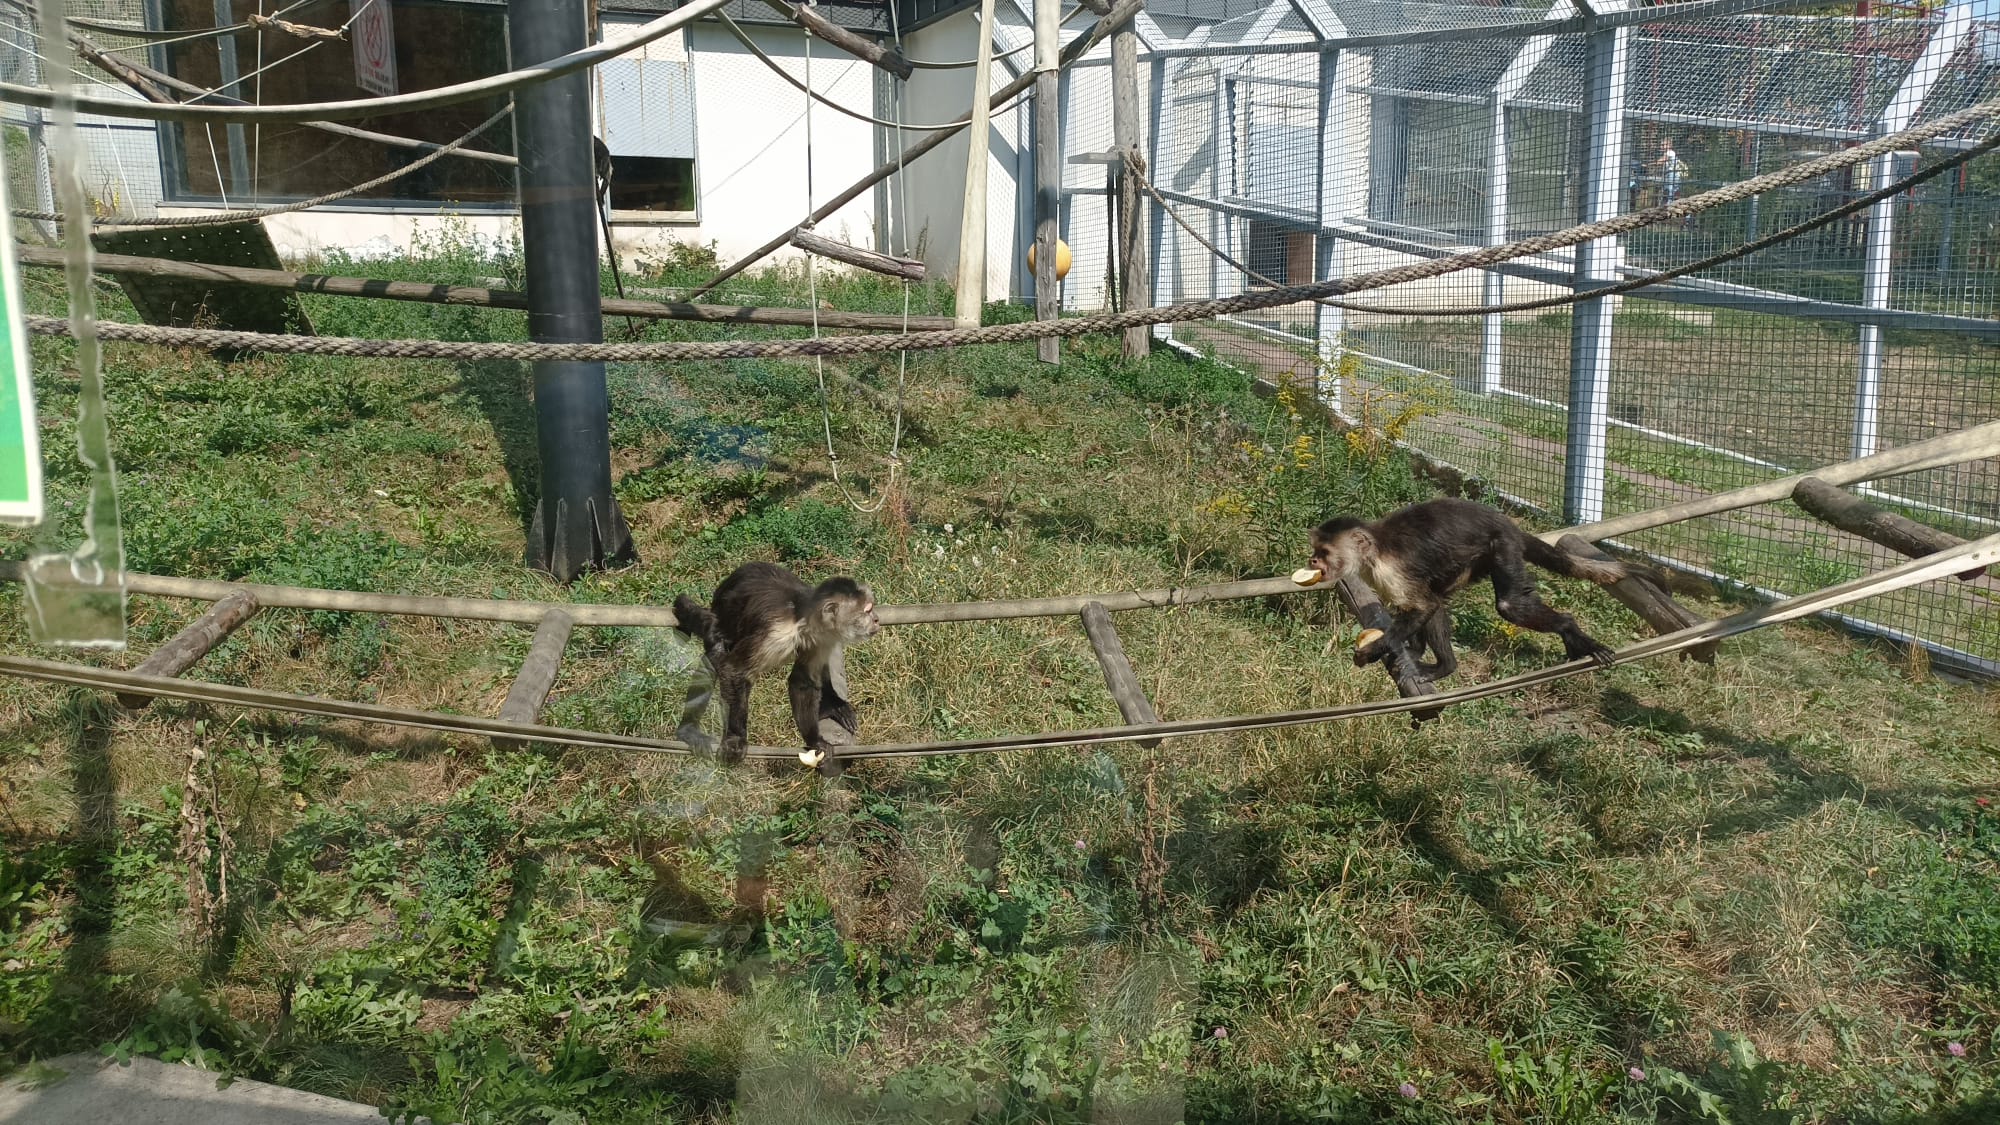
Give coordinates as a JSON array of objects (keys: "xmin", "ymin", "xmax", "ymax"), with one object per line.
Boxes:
[{"xmin": 511, "ymin": 0, "xmax": 634, "ymax": 581}]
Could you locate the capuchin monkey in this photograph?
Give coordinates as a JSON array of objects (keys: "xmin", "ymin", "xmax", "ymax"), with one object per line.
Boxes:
[
  {"xmin": 1302, "ymin": 498, "xmax": 1627, "ymax": 677},
  {"xmin": 672, "ymin": 562, "xmax": 882, "ymax": 767}
]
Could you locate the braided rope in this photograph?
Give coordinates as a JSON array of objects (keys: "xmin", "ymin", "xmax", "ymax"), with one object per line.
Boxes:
[
  {"xmin": 25, "ymin": 95, "xmax": 2000, "ymax": 360},
  {"xmin": 12, "ymin": 105, "xmax": 511, "ymax": 228}
]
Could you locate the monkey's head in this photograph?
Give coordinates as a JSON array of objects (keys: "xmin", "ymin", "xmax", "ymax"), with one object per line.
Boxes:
[
  {"xmin": 1307, "ymin": 517, "xmax": 1375, "ymax": 583},
  {"xmin": 812, "ymin": 577, "xmax": 882, "ymax": 644}
]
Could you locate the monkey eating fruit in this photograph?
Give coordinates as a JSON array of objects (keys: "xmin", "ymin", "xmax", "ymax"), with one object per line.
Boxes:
[
  {"xmin": 672, "ymin": 562, "xmax": 881, "ymax": 768},
  {"xmin": 1305, "ymin": 498, "xmax": 1628, "ymax": 678}
]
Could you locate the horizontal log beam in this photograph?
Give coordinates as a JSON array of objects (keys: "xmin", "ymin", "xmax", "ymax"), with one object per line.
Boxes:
[
  {"xmin": 1792, "ymin": 477, "xmax": 1992, "ymax": 582},
  {"xmin": 791, "ymin": 228, "xmax": 926, "ymax": 282},
  {"xmin": 15, "ymin": 245, "xmax": 951, "ymax": 333}
]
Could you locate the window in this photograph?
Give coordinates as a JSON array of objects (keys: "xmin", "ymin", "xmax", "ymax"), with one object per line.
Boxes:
[
  {"xmin": 593, "ymin": 14, "xmax": 699, "ymax": 220},
  {"xmin": 155, "ymin": 0, "xmax": 514, "ymax": 207}
]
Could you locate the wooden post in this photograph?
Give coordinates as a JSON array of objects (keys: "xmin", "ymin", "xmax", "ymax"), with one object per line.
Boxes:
[
  {"xmin": 1557, "ymin": 535, "xmax": 1718, "ymax": 663},
  {"xmin": 495, "ymin": 610, "xmax": 575, "ymax": 750},
  {"xmin": 1078, "ymin": 602, "xmax": 1162, "ymax": 747},
  {"xmin": 118, "ymin": 592, "xmax": 260, "ymax": 710},
  {"xmin": 1792, "ymin": 477, "xmax": 1993, "ymax": 581},
  {"xmin": 954, "ymin": 0, "xmax": 1002, "ymax": 330},
  {"xmin": 1110, "ymin": 3, "xmax": 1149, "ymax": 359},
  {"xmin": 1332, "ymin": 576, "xmax": 1442, "ymax": 726},
  {"xmin": 789, "ymin": 228, "xmax": 926, "ymax": 281},
  {"xmin": 1033, "ymin": 0, "xmax": 1062, "ymax": 365}
]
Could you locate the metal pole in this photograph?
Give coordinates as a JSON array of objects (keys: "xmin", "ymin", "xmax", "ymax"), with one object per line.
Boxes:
[
  {"xmin": 1146, "ymin": 52, "xmax": 1171, "ymax": 342},
  {"xmin": 211, "ymin": 0, "xmax": 250, "ymax": 197},
  {"xmin": 1313, "ymin": 46, "xmax": 1346, "ymax": 413},
  {"xmin": 1564, "ymin": 5, "xmax": 1629, "ymax": 526},
  {"xmin": 511, "ymin": 0, "xmax": 635, "ymax": 581},
  {"xmin": 1034, "ymin": 0, "xmax": 1061, "ymax": 364}
]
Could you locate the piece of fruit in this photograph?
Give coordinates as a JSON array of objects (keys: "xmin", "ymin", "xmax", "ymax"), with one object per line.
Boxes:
[{"xmin": 1291, "ymin": 567, "xmax": 1324, "ymax": 587}]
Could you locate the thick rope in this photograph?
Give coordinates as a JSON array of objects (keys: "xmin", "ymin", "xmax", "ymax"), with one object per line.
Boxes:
[
  {"xmin": 13, "ymin": 105, "xmax": 511, "ymax": 228},
  {"xmin": 1136, "ymin": 130, "xmax": 2000, "ymax": 318},
  {"xmin": 24, "ymin": 94, "xmax": 2000, "ymax": 360},
  {"xmin": 6, "ymin": 529, "xmax": 1993, "ymax": 760}
]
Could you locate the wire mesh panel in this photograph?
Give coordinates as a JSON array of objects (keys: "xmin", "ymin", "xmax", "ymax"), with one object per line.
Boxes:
[{"xmin": 1133, "ymin": 0, "xmax": 2000, "ymax": 674}]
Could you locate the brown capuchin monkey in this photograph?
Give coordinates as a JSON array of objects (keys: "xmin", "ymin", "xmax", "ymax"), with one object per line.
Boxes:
[
  {"xmin": 1301, "ymin": 498, "xmax": 1627, "ymax": 677},
  {"xmin": 672, "ymin": 562, "xmax": 882, "ymax": 767}
]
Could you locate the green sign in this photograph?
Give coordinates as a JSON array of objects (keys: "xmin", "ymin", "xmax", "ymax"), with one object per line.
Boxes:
[{"xmin": 0, "ymin": 137, "xmax": 44, "ymax": 527}]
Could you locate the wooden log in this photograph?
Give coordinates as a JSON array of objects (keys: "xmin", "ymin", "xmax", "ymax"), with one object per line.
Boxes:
[
  {"xmin": 1109, "ymin": 8, "xmax": 1149, "ymax": 360},
  {"xmin": 117, "ymin": 591, "xmax": 260, "ymax": 710},
  {"xmin": 1557, "ymin": 534, "xmax": 1718, "ymax": 663},
  {"xmin": 790, "ymin": 228, "xmax": 925, "ymax": 282},
  {"xmin": 1078, "ymin": 602, "xmax": 1162, "ymax": 747},
  {"xmin": 763, "ymin": 0, "xmax": 913, "ymax": 80},
  {"xmin": 1033, "ymin": 60, "xmax": 1061, "ymax": 365},
  {"xmin": 1331, "ymin": 576, "xmax": 1443, "ymax": 726},
  {"xmin": 494, "ymin": 610, "xmax": 575, "ymax": 750},
  {"xmin": 17, "ymin": 245, "xmax": 950, "ymax": 332},
  {"xmin": 954, "ymin": 0, "xmax": 1002, "ymax": 330},
  {"xmin": 688, "ymin": 0, "xmax": 1147, "ymax": 299},
  {"xmin": 1793, "ymin": 477, "xmax": 1993, "ymax": 581}
]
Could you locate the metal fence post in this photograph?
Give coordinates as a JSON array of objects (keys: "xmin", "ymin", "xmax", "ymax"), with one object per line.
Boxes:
[
  {"xmin": 1563, "ymin": 3, "xmax": 1629, "ymax": 526},
  {"xmin": 1148, "ymin": 51, "xmax": 1172, "ymax": 339},
  {"xmin": 1314, "ymin": 45, "xmax": 1346, "ymax": 412},
  {"xmin": 1853, "ymin": 6, "xmax": 1968, "ymax": 460},
  {"xmin": 1210, "ymin": 80, "xmax": 1229, "ymax": 301},
  {"xmin": 1484, "ymin": 6, "xmax": 1567, "ymax": 396}
]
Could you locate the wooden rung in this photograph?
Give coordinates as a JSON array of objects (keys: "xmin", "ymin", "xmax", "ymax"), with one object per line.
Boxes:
[
  {"xmin": 1792, "ymin": 477, "xmax": 1992, "ymax": 582},
  {"xmin": 1078, "ymin": 602, "xmax": 1163, "ymax": 748},
  {"xmin": 1330, "ymin": 576, "xmax": 1443, "ymax": 727},
  {"xmin": 790, "ymin": 228, "xmax": 926, "ymax": 283},
  {"xmin": 494, "ymin": 609, "xmax": 575, "ymax": 750},
  {"xmin": 118, "ymin": 591, "xmax": 260, "ymax": 710},
  {"xmin": 1557, "ymin": 535, "xmax": 1718, "ymax": 664}
]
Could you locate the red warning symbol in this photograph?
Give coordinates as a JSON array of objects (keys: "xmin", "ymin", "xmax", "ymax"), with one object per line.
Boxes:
[{"xmin": 353, "ymin": 0, "xmax": 398, "ymax": 96}]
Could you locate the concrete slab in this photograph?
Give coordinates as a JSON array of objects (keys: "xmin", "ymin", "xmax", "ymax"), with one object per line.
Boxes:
[{"xmin": 0, "ymin": 1054, "xmax": 391, "ymax": 1125}]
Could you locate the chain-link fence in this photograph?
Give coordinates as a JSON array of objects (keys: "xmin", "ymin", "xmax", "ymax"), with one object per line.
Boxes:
[{"xmin": 1090, "ymin": 0, "xmax": 2000, "ymax": 677}]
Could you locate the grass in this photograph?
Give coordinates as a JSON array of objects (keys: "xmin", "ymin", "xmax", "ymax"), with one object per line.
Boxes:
[{"xmin": 0, "ymin": 228, "xmax": 1998, "ymax": 1123}]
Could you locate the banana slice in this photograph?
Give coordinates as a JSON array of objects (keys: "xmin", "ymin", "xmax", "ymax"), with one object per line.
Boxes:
[
  {"xmin": 1355, "ymin": 628, "xmax": 1385, "ymax": 650},
  {"xmin": 799, "ymin": 747, "xmax": 827, "ymax": 768},
  {"xmin": 1291, "ymin": 567, "xmax": 1324, "ymax": 587}
]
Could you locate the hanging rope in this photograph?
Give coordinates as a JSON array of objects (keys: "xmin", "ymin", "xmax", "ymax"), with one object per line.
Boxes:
[
  {"xmin": 801, "ymin": 2, "xmax": 906, "ymax": 514},
  {"xmin": 13, "ymin": 105, "xmax": 512, "ymax": 228},
  {"xmin": 23, "ymin": 92, "xmax": 2000, "ymax": 360}
]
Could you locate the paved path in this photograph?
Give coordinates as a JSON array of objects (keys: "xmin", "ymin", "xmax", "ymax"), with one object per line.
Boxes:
[{"xmin": 0, "ymin": 1054, "xmax": 398, "ymax": 1125}]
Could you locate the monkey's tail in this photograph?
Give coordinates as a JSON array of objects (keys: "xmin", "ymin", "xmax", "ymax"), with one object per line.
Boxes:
[
  {"xmin": 1522, "ymin": 536, "xmax": 1630, "ymax": 586},
  {"xmin": 672, "ymin": 595, "xmax": 718, "ymax": 647}
]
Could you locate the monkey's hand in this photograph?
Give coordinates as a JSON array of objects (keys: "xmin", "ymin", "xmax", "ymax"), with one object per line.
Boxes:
[
  {"xmin": 676, "ymin": 724, "xmax": 719, "ymax": 756},
  {"xmin": 1567, "ymin": 637, "xmax": 1617, "ymax": 668},
  {"xmin": 1352, "ymin": 628, "xmax": 1391, "ymax": 668},
  {"xmin": 719, "ymin": 734, "xmax": 748, "ymax": 765}
]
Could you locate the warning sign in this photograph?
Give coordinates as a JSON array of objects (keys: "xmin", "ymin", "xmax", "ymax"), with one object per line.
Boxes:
[
  {"xmin": 353, "ymin": 0, "xmax": 399, "ymax": 97},
  {"xmin": 0, "ymin": 138, "xmax": 44, "ymax": 526}
]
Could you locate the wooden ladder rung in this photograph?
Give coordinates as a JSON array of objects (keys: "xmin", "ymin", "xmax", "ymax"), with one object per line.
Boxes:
[
  {"xmin": 1329, "ymin": 576, "xmax": 1443, "ymax": 726},
  {"xmin": 1792, "ymin": 477, "xmax": 1993, "ymax": 582},
  {"xmin": 1078, "ymin": 602, "xmax": 1163, "ymax": 748},
  {"xmin": 1557, "ymin": 535, "xmax": 1719, "ymax": 664},
  {"xmin": 118, "ymin": 591, "xmax": 261, "ymax": 710},
  {"xmin": 494, "ymin": 609, "xmax": 574, "ymax": 750},
  {"xmin": 790, "ymin": 227, "xmax": 926, "ymax": 282}
]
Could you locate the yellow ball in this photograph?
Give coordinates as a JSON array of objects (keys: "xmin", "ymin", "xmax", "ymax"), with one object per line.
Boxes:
[{"xmin": 1027, "ymin": 239, "xmax": 1071, "ymax": 281}]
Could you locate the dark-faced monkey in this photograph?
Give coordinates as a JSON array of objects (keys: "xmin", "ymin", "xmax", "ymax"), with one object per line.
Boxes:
[
  {"xmin": 1301, "ymin": 498, "xmax": 1626, "ymax": 677},
  {"xmin": 672, "ymin": 562, "xmax": 882, "ymax": 767}
]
